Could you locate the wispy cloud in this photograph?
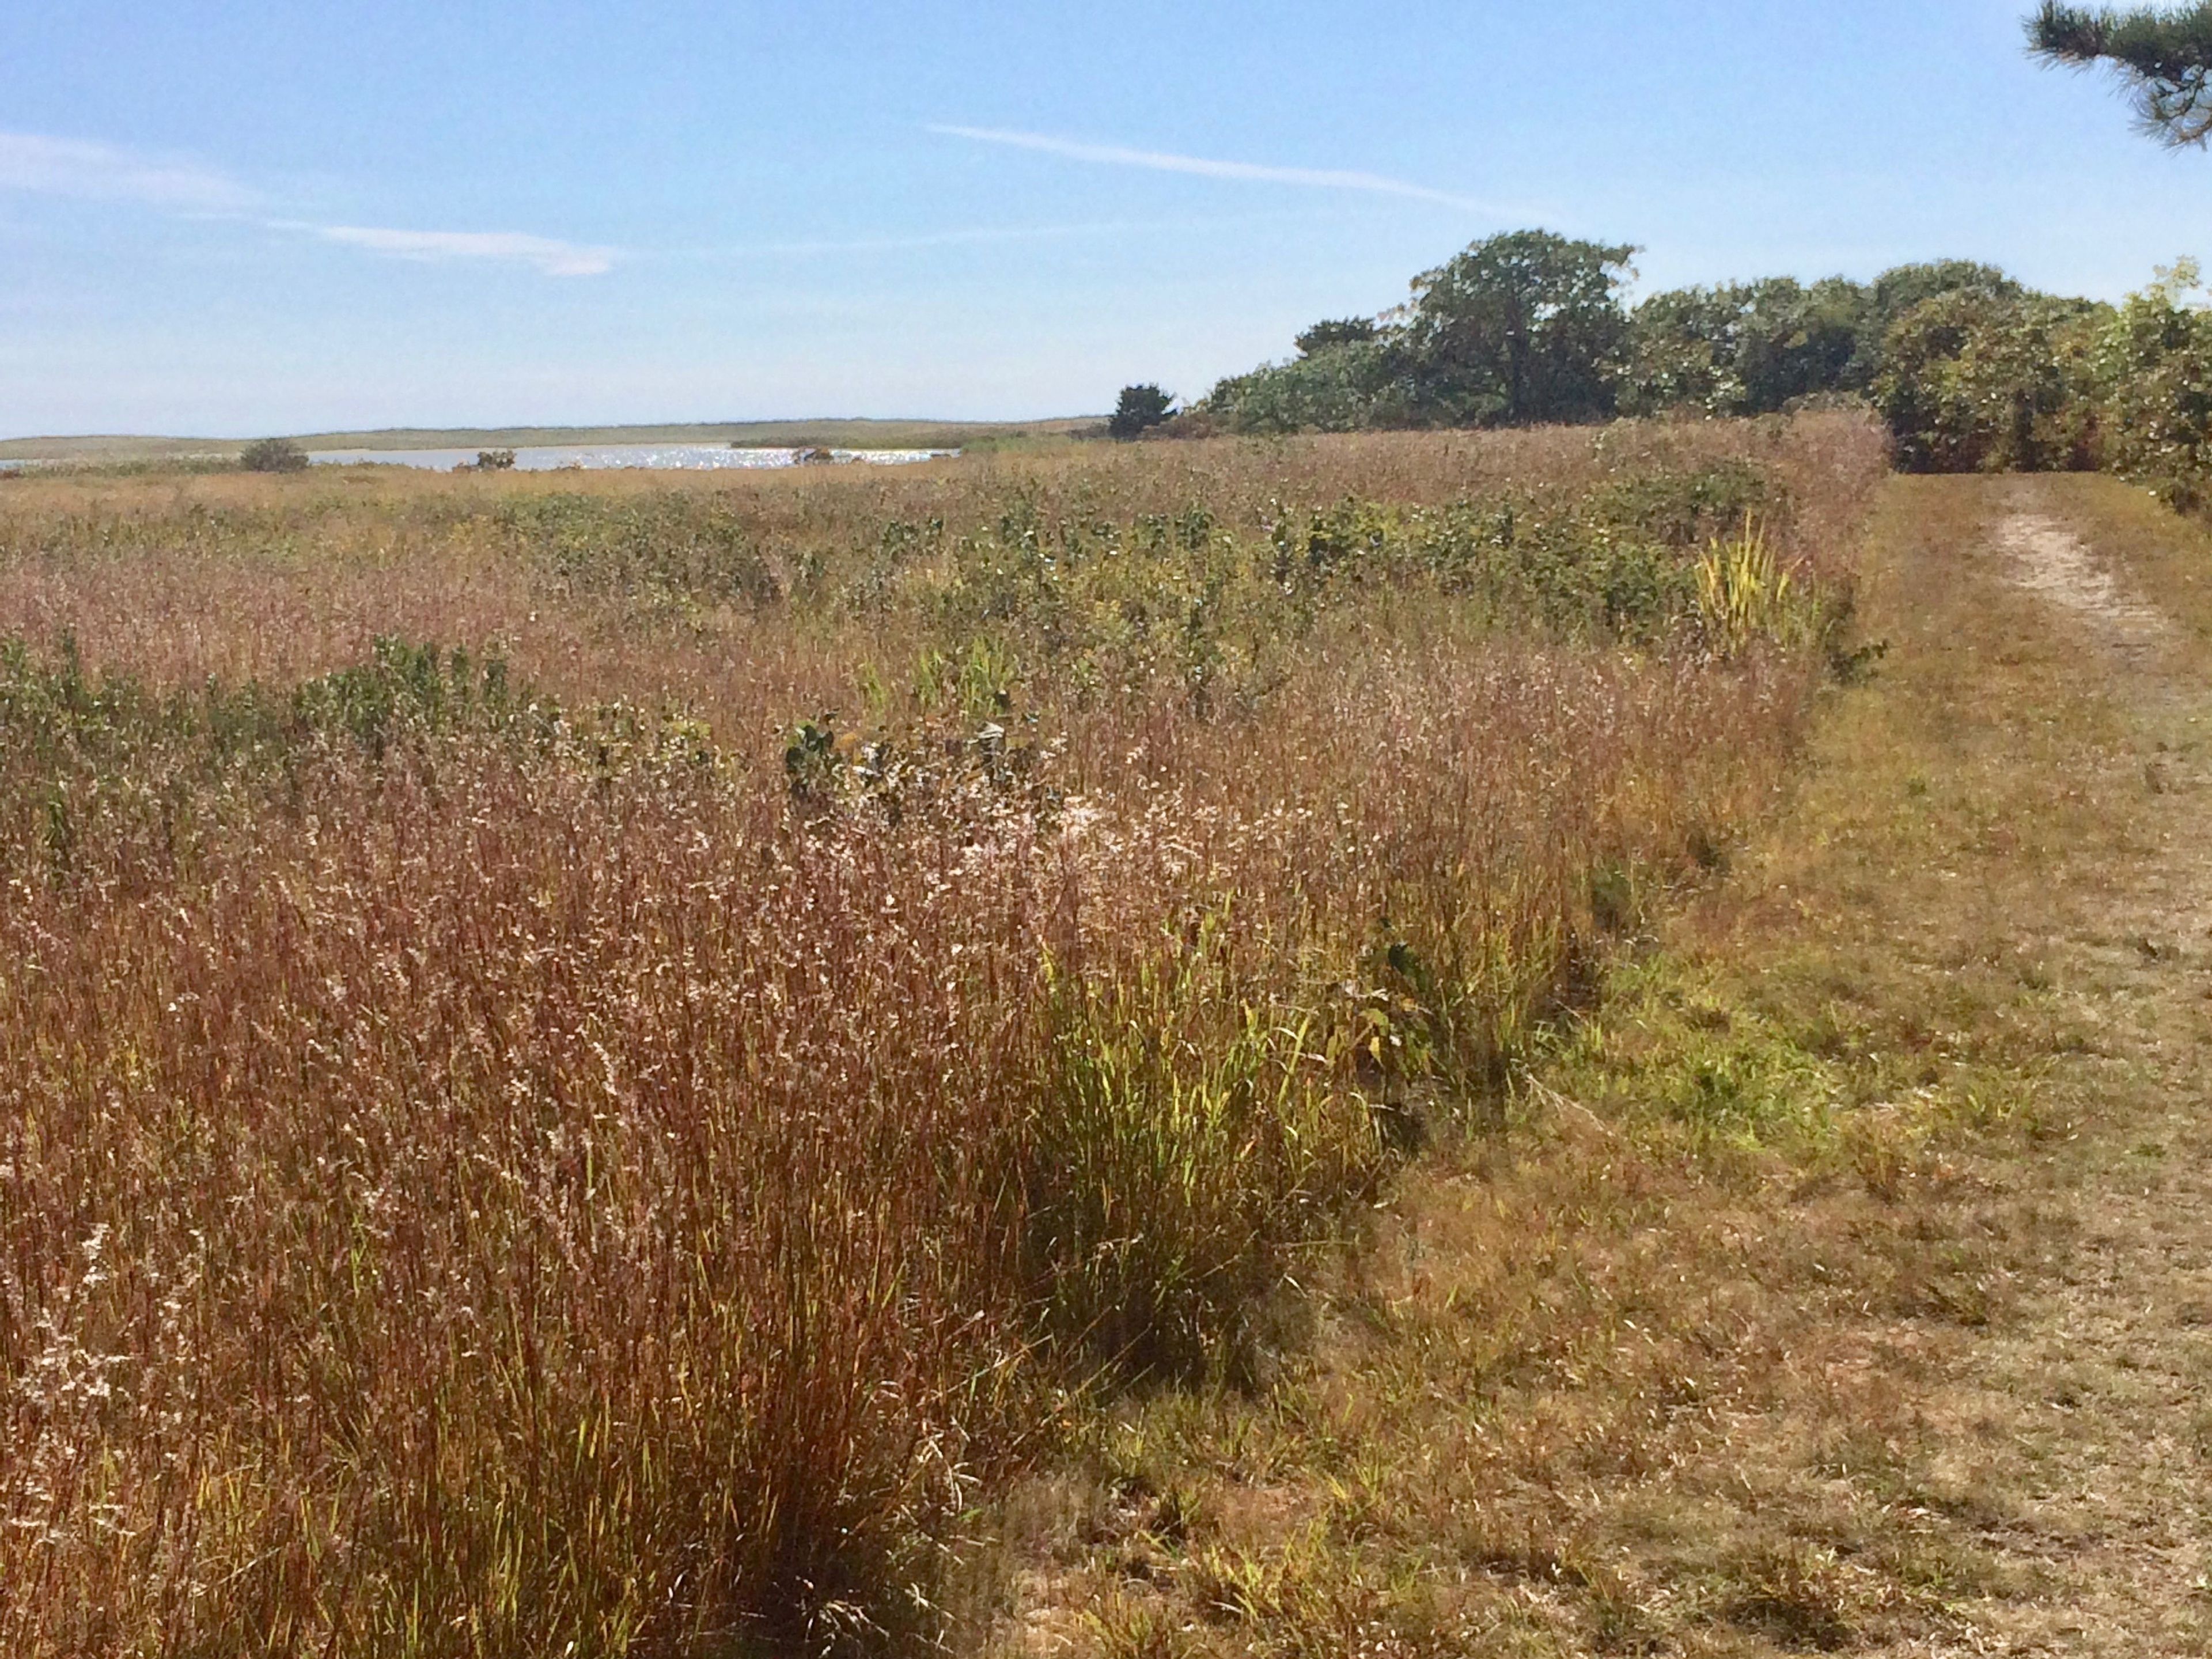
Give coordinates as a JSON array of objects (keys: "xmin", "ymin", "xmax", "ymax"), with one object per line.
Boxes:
[
  {"xmin": 760, "ymin": 220, "xmax": 1144, "ymax": 256},
  {"xmin": 0, "ymin": 130, "xmax": 258, "ymax": 212},
  {"xmin": 0, "ymin": 131, "xmax": 616, "ymax": 278},
  {"xmin": 307, "ymin": 225, "xmax": 620, "ymax": 278},
  {"xmin": 930, "ymin": 125, "xmax": 1493, "ymax": 213},
  {"xmin": 676, "ymin": 215, "xmax": 1271, "ymax": 260}
]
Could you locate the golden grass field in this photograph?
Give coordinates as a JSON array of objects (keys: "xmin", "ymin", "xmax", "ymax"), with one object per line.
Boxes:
[{"xmin": 35, "ymin": 414, "xmax": 2159, "ymax": 1657}]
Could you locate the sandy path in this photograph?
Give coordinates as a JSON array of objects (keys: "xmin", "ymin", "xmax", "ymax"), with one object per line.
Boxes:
[{"xmin": 1993, "ymin": 513, "xmax": 2178, "ymax": 660}]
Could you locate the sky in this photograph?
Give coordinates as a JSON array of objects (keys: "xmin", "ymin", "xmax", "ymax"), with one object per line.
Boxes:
[{"xmin": 2, "ymin": 0, "xmax": 2208, "ymax": 438}]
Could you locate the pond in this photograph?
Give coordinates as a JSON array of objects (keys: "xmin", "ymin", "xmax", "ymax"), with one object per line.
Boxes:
[{"xmin": 306, "ymin": 444, "xmax": 957, "ymax": 471}]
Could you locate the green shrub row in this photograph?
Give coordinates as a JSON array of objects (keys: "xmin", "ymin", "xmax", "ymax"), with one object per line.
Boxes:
[{"xmin": 1181, "ymin": 231, "xmax": 2212, "ymax": 507}]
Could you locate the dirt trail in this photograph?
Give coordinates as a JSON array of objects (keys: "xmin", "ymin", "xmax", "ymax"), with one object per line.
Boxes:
[
  {"xmin": 1993, "ymin": 513, "xmax": 2179, "ymax": 661},
  {"xmin": 1931, "ymin": 484, "xmax": 2212, "ymax": 1654}
]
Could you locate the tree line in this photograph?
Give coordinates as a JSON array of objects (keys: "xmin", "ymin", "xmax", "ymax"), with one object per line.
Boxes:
[
  {"xmin": 1101, "ymin": 7, "xmax": 2212, "ymax": 498},
  {"xmin": 1111, "ymin": 231, "xmax": 2212, "ymax": 509}
]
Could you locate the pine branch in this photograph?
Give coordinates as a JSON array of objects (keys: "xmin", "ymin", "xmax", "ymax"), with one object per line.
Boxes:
[
  {"xmin": 2029, "ymin": 2, "xmax": 2118, "ymax": 60},
  {"xmin": 2028, "ymin": 2, "xmax": 2212, "ymax": 143}
]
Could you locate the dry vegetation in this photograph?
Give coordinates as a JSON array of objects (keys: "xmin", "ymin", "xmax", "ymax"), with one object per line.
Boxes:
[{"xmin": 0, "ymin": 418, "xmax": 1889, "ymax": 1655}]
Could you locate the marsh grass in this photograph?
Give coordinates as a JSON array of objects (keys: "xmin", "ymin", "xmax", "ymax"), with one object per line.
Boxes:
[{"xmin": 0, "ymin": 418, "xmax": 1887, "ymax": 1654}]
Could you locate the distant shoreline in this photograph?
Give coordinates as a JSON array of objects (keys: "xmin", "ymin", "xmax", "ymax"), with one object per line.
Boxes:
[{"xmin": 0, "ymin": 416, "xmax": 1101, "ymax": 464}]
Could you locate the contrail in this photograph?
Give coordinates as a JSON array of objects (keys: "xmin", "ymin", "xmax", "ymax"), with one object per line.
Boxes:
[
  {"xmin": 929, "ymin": 124, "xmax": 1493, "ymax": 213},
  {"xmin": 307, "ymin": 224, "xmax": 619, "ymax": 278}
]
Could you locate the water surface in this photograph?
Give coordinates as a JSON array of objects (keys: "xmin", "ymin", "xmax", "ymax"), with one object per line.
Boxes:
[{"xmin": 308, "ymin": 444, "xmax": 956, "ymax": 472}]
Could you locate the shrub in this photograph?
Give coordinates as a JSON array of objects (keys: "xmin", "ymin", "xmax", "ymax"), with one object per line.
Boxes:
[
  {"xmin": 495, "ymin": 493, "xmax": 783, "ymax": 608},
  {"xmin": 1206, "ymin": 340, "xmax": 1409, "ymax": 435},
  {"xmin": 1108, "ymin": 384, "xmax": 1175, "ymax": 440},
  {"xmin": 238, "ymin": 437, "xmax": 310, "ymax": 473},
  {"xmin": 1875, "ymin": 291, "xmax": 2108, "ymax": 473},
  {"xmin": 2096, "ymin": 261, "xmax": 2212, "ymax": 508}
]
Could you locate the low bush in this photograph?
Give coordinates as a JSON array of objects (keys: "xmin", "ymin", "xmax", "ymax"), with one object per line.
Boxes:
[
  {"xmin": 238, "ymin": 436, "xmax": 310, "ymax": 472},
  {"xmin": 495, "ymin": 493, "xmax": 783, "ymax": 608}
]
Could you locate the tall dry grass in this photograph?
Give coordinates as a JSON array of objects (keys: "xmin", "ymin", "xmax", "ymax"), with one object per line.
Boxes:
[{"xmin": 0, "ymin": 417, "xmax": 1888, "ymax": 1654}]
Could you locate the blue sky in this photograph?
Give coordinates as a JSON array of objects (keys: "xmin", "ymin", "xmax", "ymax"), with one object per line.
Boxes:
[{"xmin": 2, "ymin": 0, "xmax": 2206, "ymax": 437}]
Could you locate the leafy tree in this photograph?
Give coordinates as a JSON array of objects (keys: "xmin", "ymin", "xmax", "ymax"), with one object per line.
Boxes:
[
  {"xmin": 1742, "ymin": 278, "xmax": 1869, "ymax": 406},
  {"xmin": 1846, "ymin": 262, "xmax": 2027, "ymax": 388},
  {"xmin": 1108, "ymin": 384, "xmax": 1175, "ymax": 440},
  {"xmin": 1294, "ymin": 317, "xmax": 1378, "ymax": 356},
  {"xmin": 1205, "ymin": 339, "xmax": 1408, "ymax": 435},
  {"xmin": 1876, "ymin": 290, "xmax": 2109, "ymax": 472},
  {"xmin": 2097, "ymin": 260, "xmax": 2212, "ymax": 503},
  {"xmin": 1619, "ymin": 287, "xmax": 1745, "ymax": 415},
  {"xmin": 2029, "ymin": 2, "xmax": 2212, "ymax": 143},
  {"xmin": 1623, "ymin": 278, "xmax": 1868, "ymax": 416},
  {"xmin": 238, "ymin": 437, "xmax": 310, "ymax": 474},
  {"xmin": 1865, "ymin": 261, "xmax": 2022, "ymax": 324},
  {"xmin": 1188, "ymin": 233, "xmax": 2212, "ymax": 483},
  {"xmin": 1397, "ymin": 230, "xmax": 1638, "ymax": 426}
]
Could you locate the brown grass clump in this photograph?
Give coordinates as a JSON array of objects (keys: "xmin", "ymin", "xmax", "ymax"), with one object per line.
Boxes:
[{"xmin": 0, "ymin": 416, "xmax": 1888, "ymax": 1654}]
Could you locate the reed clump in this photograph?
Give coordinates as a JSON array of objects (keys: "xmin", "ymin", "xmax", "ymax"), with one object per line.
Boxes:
[{"xmin": 0, "ymin": 416, "xmax": 1889, "ymax": 1654}]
